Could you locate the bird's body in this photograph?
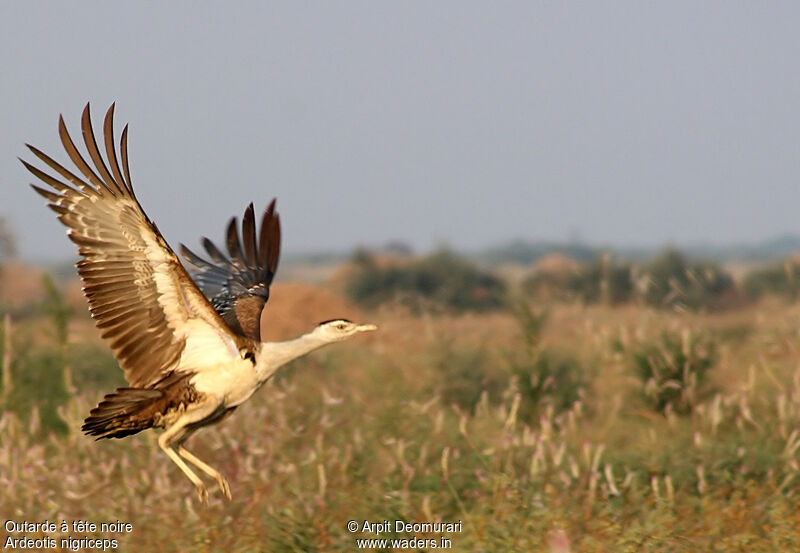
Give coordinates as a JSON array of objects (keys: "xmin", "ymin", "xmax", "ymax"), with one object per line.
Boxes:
[{"xmin": 22, "ymin": 104, "xmax": 376, "ymax": 503}]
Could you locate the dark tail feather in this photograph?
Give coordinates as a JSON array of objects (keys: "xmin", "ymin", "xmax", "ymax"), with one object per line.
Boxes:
[{"xmin": 82, "ymin": 388, "xmax": 163, "ymax": 439}]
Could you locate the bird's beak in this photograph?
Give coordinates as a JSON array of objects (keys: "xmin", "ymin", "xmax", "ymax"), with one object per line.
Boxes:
[{"xmin": 356, "ymin": 324, "xmax": 378, "ymax": 332}]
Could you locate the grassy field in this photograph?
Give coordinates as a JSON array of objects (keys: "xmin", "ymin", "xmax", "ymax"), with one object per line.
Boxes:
[{"xmin": 2, "ymin": 278, "xmax": 800, "ymax": 551}]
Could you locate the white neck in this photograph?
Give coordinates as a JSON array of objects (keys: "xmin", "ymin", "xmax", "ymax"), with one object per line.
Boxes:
[{"xmin": 254, "ymin": 330, "xmax": 329, "ymax": 383}]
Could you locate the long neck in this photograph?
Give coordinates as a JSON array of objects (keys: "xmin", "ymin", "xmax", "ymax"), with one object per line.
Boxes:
[{"xmin": 254, "ymin": 330, "xmax": 329, "ymax": 383}]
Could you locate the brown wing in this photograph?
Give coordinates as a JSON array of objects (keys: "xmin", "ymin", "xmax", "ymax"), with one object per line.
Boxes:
[
  {"xmin": 180, "ymin": 201, "xmax": 280, "ymax": 341},
  {"xmin": 21, "ymin": 103, "xmax": 240, "ymax": 388}
]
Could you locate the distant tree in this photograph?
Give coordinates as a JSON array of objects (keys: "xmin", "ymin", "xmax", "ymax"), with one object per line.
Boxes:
[
  {"xmin": 562, "ymin": 254, "xmax": 633, "ymax": 304},
  {"xmin": 521, "ymin": 253, "xmax": 635, "ymax": 304},
  {"xmin": 640, "ymin": 249, "xmax": 736, "ymax": 310},
  {"xmin": 742, "ymin": 259, "xmax": 800, "ymax": 301},
  {"xmin": 346, "ymin": 249, "xmax": 507, "ymax": 312}
]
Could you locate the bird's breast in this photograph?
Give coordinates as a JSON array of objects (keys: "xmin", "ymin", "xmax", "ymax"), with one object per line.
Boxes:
[{"xmin": 189, "ymin": 357, "xmax": 260, "ymax": 408}]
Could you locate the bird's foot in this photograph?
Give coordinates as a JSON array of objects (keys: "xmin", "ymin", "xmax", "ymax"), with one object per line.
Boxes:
[
  {"xmin": 195, "ymin": 484, "xmax": 209, "ymax": 505},
  {"xmin": 217, "ymin": 475, "xmax": 232, "ymax": 500}
]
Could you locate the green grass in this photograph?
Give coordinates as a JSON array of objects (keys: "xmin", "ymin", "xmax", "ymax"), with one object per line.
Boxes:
[{"xmin": 1, "ymin": 300, "xmax": 800, "ymax": 552}]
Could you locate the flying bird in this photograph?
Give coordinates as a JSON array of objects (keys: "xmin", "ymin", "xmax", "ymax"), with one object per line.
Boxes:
[{"xmin": 21, "ymin": 104, "xmax": 377, "ymax": 503}]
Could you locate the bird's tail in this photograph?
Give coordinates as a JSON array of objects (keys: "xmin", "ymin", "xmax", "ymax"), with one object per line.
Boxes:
[{"xmin": 82, "ymin": 388, "xmax": 163, "ymax": 439}]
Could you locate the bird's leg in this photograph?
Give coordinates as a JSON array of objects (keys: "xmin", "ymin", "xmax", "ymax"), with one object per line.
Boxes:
[
  {"xmin": 177, "ymin": 445, "xmax": 232, "ymax": 500},
  {"xmin": 158, "ymin": 432, "xmax": 209, "ymax": 504},
  {"xmin": 157, "ymin": 400, "xmax": 222, "ymax": 505}
]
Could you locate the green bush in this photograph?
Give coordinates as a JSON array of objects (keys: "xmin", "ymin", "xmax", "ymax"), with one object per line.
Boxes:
[
  {"xmin": 345, "ymin": 250, "xmax": 507, "ymax": 312},
  {"xmin": 631, "ymin": 330, "xmax": 716, "ymax": 414},
  {"xmin": 3, "ymin": 347, "xmax": 70, "ymax": 435},
  {"xmin": 508, "ymin": 348, "xmax": 588, "ymax": 420},
  {"xmin": 741, "ymin": 259, "xmax": 800, "ymax": 300},
  {"xmin": 505, "ymin": 305, "xmax": 589, "ymax": 419},
  {"xmin": 640, "ymin": 249, "xmax": 736, "ymax": 310},
  {"xmin": 432, "ymin": 304, "xmax": 588, "ymax": 418},
  {"xmin": 434, "ymin": 339, "xmax": 505, "ymax": 411}
]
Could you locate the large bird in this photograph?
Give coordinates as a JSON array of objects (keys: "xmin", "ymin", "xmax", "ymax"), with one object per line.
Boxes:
[{"xmin": 21, "ymin": 104, "xmax": 377, "ymax": 503}]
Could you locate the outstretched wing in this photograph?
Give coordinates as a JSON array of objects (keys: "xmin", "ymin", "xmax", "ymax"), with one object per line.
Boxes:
[
  {"xmin": 21, "ymin": 103, "xmax": 242, "ymax": 388},
  {"xmin": 180, "ymin": 201, "xmax": 281, "ymax": 341}
]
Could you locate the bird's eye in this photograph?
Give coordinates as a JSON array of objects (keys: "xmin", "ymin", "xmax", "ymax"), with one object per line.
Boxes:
[{"xmin": 337, "ymin": 323, "xmax": 347, "ymax": 330}]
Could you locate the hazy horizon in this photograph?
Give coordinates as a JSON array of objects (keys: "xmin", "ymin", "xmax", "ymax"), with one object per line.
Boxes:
[{"xmin": 2, "ymin": 3, "xmax": 799, "ymax": 261}]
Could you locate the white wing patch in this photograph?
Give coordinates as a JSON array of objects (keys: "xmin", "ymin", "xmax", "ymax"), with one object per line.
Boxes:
[{"xmin": 178, "ymin": 320, "xmax": 239, "ymax": 368}]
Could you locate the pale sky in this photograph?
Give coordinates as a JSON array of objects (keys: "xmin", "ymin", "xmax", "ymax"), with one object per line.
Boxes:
[{"xmin": 2, "ymin": 2, "xmax": 799, "ymax": 260}]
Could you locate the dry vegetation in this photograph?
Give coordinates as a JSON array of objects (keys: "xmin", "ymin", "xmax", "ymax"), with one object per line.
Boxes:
[{"xmin": 2, "ymin": 267, "xmax": 800, "ymax": 552}]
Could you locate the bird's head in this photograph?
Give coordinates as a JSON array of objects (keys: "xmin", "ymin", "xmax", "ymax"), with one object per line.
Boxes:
[{"xmin": 313, "ymin": 319, "xmax": 378, "ymax": 343}]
